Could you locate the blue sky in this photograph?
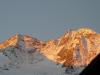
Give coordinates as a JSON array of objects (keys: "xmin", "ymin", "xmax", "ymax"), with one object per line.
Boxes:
[{"xmin": 0, "ymin": 0, "xmax": 100, "ymax": 41}]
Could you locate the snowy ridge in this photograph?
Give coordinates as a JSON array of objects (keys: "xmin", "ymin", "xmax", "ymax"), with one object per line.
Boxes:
[
  {"xmin": 0, "ymin": 34, "xmax": 44, "ymax": 65},
  {"xmin": 0, "ymin": 34, "xmax": 69, "ymax": 75},
  {"xmin": 41, "ymin": 28, "xmax": 100, "ymax": 67},
  {"xmin": 0, "ymin": 28, "xmax": 100, "ymax": 75}
]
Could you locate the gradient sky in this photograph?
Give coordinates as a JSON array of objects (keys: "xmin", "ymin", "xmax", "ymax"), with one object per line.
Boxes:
[{"xmin": 0, "ymin": 0, "xmax": 100, "ymax": 41}]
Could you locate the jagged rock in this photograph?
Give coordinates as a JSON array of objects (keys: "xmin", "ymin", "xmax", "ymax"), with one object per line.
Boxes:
[
  {"xmin": 0, "ymin": 34, "xmax": 44, "ymax": 66},
  {"xmin": 0, "ymin": 28, "xmax": 100, "ymax": 68},
  {"xmin": 41, "ymin": 28, "xmax": 100, "ymax": 67}
]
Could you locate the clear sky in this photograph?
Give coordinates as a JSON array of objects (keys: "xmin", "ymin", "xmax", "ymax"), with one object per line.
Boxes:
[{"xmin": 0, "ymin": 0, "xmax": 100, "ymax": 41}]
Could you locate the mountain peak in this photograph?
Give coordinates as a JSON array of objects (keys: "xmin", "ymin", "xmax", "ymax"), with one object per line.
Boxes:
[
  {"xmin": 77, "ymin": 28, "xmax": 96, "ymax": 35},
  {"xmin": 41, "ymin": 28, "xmax": 100, "ymax": 66},
  {"xmin": 0, "ymin": 34, "xmax": 43, "ymax": 51},
  {"xmin": 0, "ymin": 34, "xmax": 19, "ymax": 50},
  {"xmin": 0, "ymin": 28, "xmax": 100, "ymax": 67}
]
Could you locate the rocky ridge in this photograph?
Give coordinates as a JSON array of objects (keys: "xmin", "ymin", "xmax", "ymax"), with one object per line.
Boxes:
[{"xmin": 0, "ymin": 28, "xmax": 100, "ymax": 67}]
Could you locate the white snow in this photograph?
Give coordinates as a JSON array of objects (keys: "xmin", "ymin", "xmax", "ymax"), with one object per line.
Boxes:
[
  {"xmin": 0, "ymin": 52, "xmax": 83, "ymax": 75},
  {"xmin": 0, "ymin": 35, "xmax": 84, "ymax": 75},
  {"xmin": 0, "ymin": 53, "xmax": 67, "ymax": 75}
]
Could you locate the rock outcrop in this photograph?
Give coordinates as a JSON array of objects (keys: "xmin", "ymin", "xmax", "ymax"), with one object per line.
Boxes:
[
  {"xmin": 0, "ymin": 28, "xmax": 100, "ymax": 67},
  {"xmin": 41, "ymin": 28, "xmax": 100, "ymax": 67},
  {"xmin": 0, "ymin": 34, "xmax": 44, "ymax": 65}
]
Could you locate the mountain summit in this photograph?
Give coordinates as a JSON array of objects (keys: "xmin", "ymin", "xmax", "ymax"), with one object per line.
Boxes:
[
  {"xmin": 0, "ymin": 34, "xmax": 44, "ymax": 65},
  {"xmin": 0, "ymin": 34, "xmax": 43, "ymax": 50},
  {"xmin": 0, "ymin": 28, "xmax": 100, "ymax": 67},
  {"xmin": 41, "ymin": 28, "xmax": 100, "ymax": 67}
]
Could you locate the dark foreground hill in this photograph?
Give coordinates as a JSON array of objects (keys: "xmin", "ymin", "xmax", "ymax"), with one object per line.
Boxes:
[{"xmin": 80, "ymin": 54, "xmax": 100, "ymax": 75}]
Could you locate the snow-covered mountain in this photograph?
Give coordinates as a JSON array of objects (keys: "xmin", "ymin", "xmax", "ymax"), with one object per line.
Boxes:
[
  {"xmin": 41, "ymin": 28, "xmax": 100, "ymax": 67},
  {"xmin": 0, "ymin": 34, "xmax": 44, "ymax": 65},
  {"xmin": 0, "ymin": 28, "xmax": 100, "ymax": 75},
  {"xmin": 0, "ymin": 34, "xmax": 67, "ymax": 75}
]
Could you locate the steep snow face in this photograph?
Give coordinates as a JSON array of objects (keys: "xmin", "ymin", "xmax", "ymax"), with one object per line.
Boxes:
[
  {"xmin": 0, "ymin": 28, "xmax": 100, "ymax": 68},
  {"xmin": 0, "ymin": 52, "xmax": 84, "ymax": 75},
  {"xmin": 0, "ymin": 35, "xmax": 18, "ymax": 50},
  {"xmin": 0, "ymin": 28, "xmax": 99, "ymax": 75},
  {"xmin": 2, "ymin": 46, "xmax": 37, "ymax": 65},
  {"xmin": 41, "ymin": 28, "xmax": 100, "ymax": 66},
  {"xmin": 1, "ymin": 50, "xmax": 83, "ymax": 75},
  {"xmin": 0, "ymin": 55, "xmax": 69, "ymax": 75},
  {"xmin": 0, "ymin": 34, "xmax": 44, "ymax": 66},
  {"xmin": 0, "ymin": 53, "xmax": 10, "ymax": 66}
]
